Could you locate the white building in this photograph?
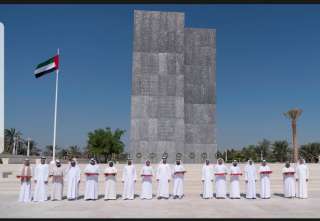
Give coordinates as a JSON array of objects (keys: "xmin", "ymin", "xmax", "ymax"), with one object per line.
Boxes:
[{"xmin": 0, "ymin": 22, "xmax": 4, "ymax": 154}]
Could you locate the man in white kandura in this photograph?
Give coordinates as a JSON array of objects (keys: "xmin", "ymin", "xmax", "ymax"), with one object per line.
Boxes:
[
  {"xmin": 122, "ymin": 157, "xmax": 137, "ymax": 200},
  {"xmin": 172, "ymin": 159, "xmax": 186, "ymax": 199},
  {"xmin": 33, "ymin": 156, "xmax": 49, "ymax": 202},
  {"xmin": 18, "ymin": 159, "xmax": 33, "ymax": 202},
  {"xmin": 104, "ymin": 161, "xmax": 117, "ymax": 200},
  {"xmin": 259, "ymin": 160, "xmax": 272, "ymax": 199},
  {"xmin": 66, "ymin": 158, "xmax": 81, "ymax": 200},
  {"xmin": 214, "ymin": 158, "xmax": 228, "ymax": 199},
  {"xmin": 156, "ymin": 156, "xmax": 171, "ymax": 199},
  {"xmin": 296, "ymin": 158, "xmax": 309, "ymax": 199},
  {"xmin": 84, "ymin": 158, "xmax": 100, "ymax": 200},
  {"xmin": 244, "ymin": 159, "xmax": 257, "ymax": 199},
  {"xmin": 50, "ymin": 159, "xmax": 65, "ymax": 201},
  {"xmin": 201, "ymin": 159, "xmax": 214, "ymax": 199},
  {"xmin": 229, "ymin": 160, "xmax": 241, "ymax": 199},
  {"xmin": 140, "ymin": 160, "xmax": 154, "ymax": 200},
  {"xmin": 282, "ymin": 161, "xmax": 295, "ymax": 198}
]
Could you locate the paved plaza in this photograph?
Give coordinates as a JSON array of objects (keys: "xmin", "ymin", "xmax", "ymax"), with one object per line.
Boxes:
[{"xmin": 0, "ymin": 163, "xmax": 319, "ymax": 218}]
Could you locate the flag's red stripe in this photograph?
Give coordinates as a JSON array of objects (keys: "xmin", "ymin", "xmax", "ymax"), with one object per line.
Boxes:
[{"xmin": 54, "ymin": 55, "xmax": 59, "ymax": 69}]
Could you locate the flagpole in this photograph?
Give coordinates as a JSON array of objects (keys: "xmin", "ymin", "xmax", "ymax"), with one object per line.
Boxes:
[{"xmin": 52, "ymin": 48, "xmax": 59, "ymax": 163}]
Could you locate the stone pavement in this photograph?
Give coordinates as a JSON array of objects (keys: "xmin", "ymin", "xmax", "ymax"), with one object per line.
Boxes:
[{"xmin": 0, "ymin": 163, "xmax": 319, "ymax": 218}]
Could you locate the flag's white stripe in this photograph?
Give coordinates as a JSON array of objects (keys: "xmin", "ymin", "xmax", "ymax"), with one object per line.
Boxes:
[{"xmin": 34, "ymin": 62, "xmax": 56, "ymax": 75}]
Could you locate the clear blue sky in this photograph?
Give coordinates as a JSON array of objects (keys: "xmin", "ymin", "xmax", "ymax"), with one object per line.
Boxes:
[{"xmin": 1, "ymin": 4, "xmax": 320, "ymax": 152}]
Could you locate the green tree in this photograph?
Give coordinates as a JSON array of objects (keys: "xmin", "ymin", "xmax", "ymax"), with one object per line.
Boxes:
[
  {"xmin": 28, "ymin": 140, "xmax": 41, "ymax": 156},
  {"xmin": 272, "ymin": 140, "xmax": 291, "ymax": 162},
  {"xmin": 4, "ymin": 128, "xmax": 22, "ymax": 154},
  {"xmin": 232, "ymin": 149, "xmax": 246, "ymax": 162},
  {"xmin": 15, "ymin": 137, "xmax": 26, "ymax": 155},
  {"xmin": 87, "ymin": 127, "xmax": 125, "ymax": 163},
  {"xmin": 225, "ymin": 149, "xmax": 235, "ymax": 163},
  {"xmin": 300, "ymin": 143, "xmax": 320, "ymax": 163},
  {"xmin": 43, "ymin": 145, "xmax": 60, "ymax": 157},
  {"xmin": 216, "ymin": 150, "xmax": 223, "ymax": 160},
  {"xmin": 255, "ymin": 139, "xmax": 271, "ymax": 161},
  {"xmin": 241, "ymin": 145, "xmax": 258, "ymax": 162},
  {"xmin": 109, "ymin": 129, "xmax": 125, "ymax": 161},
  {"xmin": 68, "ymin": 145, "xmax": 82, "ymax": 158},
  {"xmin": 57, "ymin": 148, "xmax": 69, "ymax": 159}
]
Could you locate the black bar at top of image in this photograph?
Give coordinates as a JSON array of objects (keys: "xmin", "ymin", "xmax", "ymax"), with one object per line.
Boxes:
[{"xmin": 0, "ymin": 0, "xmax": 320, "ymax": 4}]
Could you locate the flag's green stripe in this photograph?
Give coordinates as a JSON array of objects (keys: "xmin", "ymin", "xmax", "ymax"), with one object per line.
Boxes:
[{"xmin": 36, "ymin": 57, "xmax": 55, "ymax": 69}]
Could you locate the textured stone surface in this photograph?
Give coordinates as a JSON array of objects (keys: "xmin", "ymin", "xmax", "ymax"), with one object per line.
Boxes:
[
  {"xmin": 130, "ymin": 10, "xmax": 185, "ymax": 164},
  {"xmin": 1, "ymin": 163, "xmax": 320, "ymax": 218},
  {"xmin": 184, "ymin": 28, "xmax": 216, "ymax": 163},
  {"xmin": 130, "ymin": 10, "xmax": 216, "ymax": 163}
]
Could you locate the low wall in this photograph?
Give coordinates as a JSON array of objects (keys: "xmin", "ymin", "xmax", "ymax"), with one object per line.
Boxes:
[{"xmin": 0, "ymin": 154, "xmax": 105, "ymax": 164}]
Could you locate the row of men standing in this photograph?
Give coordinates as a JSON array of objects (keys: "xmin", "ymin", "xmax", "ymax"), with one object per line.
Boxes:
[
  {"xmin": 18, "ymin": 156, "xmax": 309, "ymax": 202},
  {"xmin": 18, "ymin": 156, "xmax": 186, "ymax": 202},
  {"xmin": 202, "ymin": 158, "xmax": 309, "ymax": 199}
]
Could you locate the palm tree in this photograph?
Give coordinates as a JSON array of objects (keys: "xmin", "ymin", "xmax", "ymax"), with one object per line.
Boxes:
[
  {"xmin": 4, "ymin": 128, "xmax": 22, "ymax": 154},
  {"xmin": 28, "ymin": 140, "xmax": 41, "ymax": 156},
  {"xmin": 300, "ymin": 143, "xmax": 320, "ymax": 163},
  {"xmin": 284, "ymin": 108, "xmax": 303, "ymax": 163},
  {"xmin": 68, "ymin": 145, "xmax": 81, "ymax": 158},
  {"xmin": 57, "ymin": 148, "xmax": 69, "ymax": 159},
  {"xmin": 44, "ymin": 145, "xmax": 60, "ymax": 157},
  {"xmin": 256, "ymin": 139, "xmax": 271, "ymax": 161},
  {"xmin": 241, "ymin": 145, "xmax": 258, "ymax": 161},
  {"xmin": 272, "ymin": 140, "xmax": 290, "ymax": 162}
]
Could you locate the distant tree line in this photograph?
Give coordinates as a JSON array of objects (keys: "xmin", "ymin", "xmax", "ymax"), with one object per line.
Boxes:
[
  {"xmin": 3, "ymin": 127, "xmax": 126, "ymax": 163},
  {"xmin": 4, "ymin": 128, "xmax": 41, "ymax": 155},
  {"xmin": 218, "ymin": 138, "xmax": 320, "ymax": 163},
  {"xmin": 4, "ymin": 128, "xmax": 320, "ymax": 163}
]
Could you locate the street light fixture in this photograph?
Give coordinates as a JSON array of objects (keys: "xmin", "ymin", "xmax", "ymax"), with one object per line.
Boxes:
[
  {"xmin": 12, "ymin": 136, "xmax": 17, "ymax": 155},
  {"xmin": 27, "ymin": 137, "xmax": 31, "ymax": 157}
]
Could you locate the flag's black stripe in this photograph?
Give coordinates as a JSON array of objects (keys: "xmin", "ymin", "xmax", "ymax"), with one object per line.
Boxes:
[{"xmin": 35, "ymin": 67, "xmax": 56, "ymax": 78}]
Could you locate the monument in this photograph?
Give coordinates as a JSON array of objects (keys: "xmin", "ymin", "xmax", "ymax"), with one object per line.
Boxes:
[
  {"xmin": 129, "ymin": 10, "xmax": 216, "ymax": 163},
  {"xmin": 0, "ymin": 23, "xmax": 4, "ymax": 154}
]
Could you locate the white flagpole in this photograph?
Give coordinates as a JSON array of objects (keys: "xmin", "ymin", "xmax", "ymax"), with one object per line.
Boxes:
[{"xmin": 52, "ymin": 48, "xmax": 60, "ymax": 163}]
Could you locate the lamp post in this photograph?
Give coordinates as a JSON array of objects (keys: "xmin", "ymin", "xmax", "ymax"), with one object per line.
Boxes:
[
  {"xmin": 12, "ymin": 136, "xmax": 17, "ymax": 155},
  {"xmin": 225, "ymin": 150, "xmax": 228, "ymax": 162},
  {"xmin": 27, "ymin": 137, "xmax": 31, "ymax": 157}
]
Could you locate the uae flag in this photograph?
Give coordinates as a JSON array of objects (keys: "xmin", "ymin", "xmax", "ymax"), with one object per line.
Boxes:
[{"xmin": 34, "ymin": 55, "xmax": 59, "ymax": 78}]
